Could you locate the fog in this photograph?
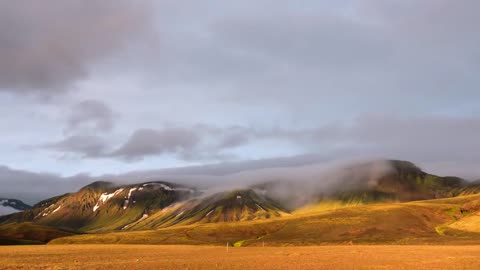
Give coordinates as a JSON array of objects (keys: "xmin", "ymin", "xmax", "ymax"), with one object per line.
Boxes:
[{"xmin": 0, "ymin": 158, "xmax": 396, "ymax": 208}]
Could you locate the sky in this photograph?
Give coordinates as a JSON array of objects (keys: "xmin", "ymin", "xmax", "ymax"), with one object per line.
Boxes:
[{"xmin": 1, "ymin": 1, "xmax": 480, "ymax": 202}]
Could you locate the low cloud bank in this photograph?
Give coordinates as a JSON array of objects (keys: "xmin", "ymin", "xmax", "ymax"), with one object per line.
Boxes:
[{"xmin": 0, "ymin": 157, "xmax": 394, "ymax": 205}]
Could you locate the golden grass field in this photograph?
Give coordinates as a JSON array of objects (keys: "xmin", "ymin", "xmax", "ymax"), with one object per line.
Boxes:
[
  {"xmin": 1, "ymin": 195, "xmax": 479, "ymax": 269},
  {"xmin": 0, "ymin": 244, "xmax": 479, "ymax": 270}
]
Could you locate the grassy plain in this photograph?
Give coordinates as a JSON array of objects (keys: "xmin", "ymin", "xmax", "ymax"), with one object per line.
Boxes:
[{"xmin": 1, "ymin": 245, "xmax": 479, "ymax": 270}]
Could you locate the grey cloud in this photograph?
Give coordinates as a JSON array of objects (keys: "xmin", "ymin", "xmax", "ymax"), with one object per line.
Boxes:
[
  {"xmin": 0, "ymin": 153, "xmax": 330, "ymax": 203},
  {"xmin": 1, "ymin": 153, "xmax": 479, "ymax": 205},
  {"xmin": 42, "ymin": 135, "xmax": 108, "ymax": 158},
  {"xmin": 124, "ymin": 0, "xmax": 480, "ymax": 117},
  {"xmin": 0, "ymin": 165, "xmax": 91, "ymax": 204},
  {"xmin": 109, "ymin": 125, "xmax": 254, "ymax": 161},
  {"xmin": 110, "ymin": 128, "xmax": 200, "ymax": 161},
  {"xmin": 0, "ymin": 0, "xmax": 152, "ymax": 95},
  {"xmin": 115, "ymin": 153, "xmax": 328, "ymax": 179},
  {"xmin": 40, "ymin": 125, "xmax": 256, "ymax": 162},
  {"xmin": 38, "ymin": 113, "xmax": 480, "ymax": 174},
  {"xmin": 263, "ymin": 114, "xmax": 480, "ymax": 179},
  {"xmin": 66, "ymin": 100, "xmax": 115, "ymax": 134},
  {"xmin": 218, "ymin": 131, "xmax": 250, "ymax": 149},
  {"xmin": 0, "ymin": 158, "xmax": 393, "ymax": 205},
  {"xmin": 4, "ymin": 0, "xmax": 480, "ymax": 181}
]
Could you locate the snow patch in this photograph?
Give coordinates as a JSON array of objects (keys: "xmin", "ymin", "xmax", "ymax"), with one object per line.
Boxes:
[
  {"xmin": 36, "ymin": 204, "xmax": 61, "ymax": 218},
  {"xmin": 93, "ymin": 188, "xmax": 124, "ymax": 212},
  {"xmin": 52, "ymin": 205, "xmax": 61, "ymax": 213},
  {"xmin": 121, "ymin": 213, "xmax": 149, "ymax": 230},
  {"xmin": 123, "ymin": 188, "xmax": 138, "ymax": 210},
  {"xmin": 128, "ymin": 188, "xmax": 137, "ymax": 199},
  {"xmin": 205, "ymin": 210, "xmax": 214, "ymax": 217}
]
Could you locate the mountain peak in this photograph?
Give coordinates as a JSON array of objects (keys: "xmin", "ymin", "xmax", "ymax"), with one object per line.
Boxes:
[
  {"xmin": 80, "ymin": 181, "xmax": 114, "ymax": 191},
  {"xmin": 388, "ymin": 160, "xmax": 424, "ymax": 175}
]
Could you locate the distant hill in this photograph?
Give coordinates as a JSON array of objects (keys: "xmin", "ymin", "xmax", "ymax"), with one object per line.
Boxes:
[{"xmin": 0, "ymin": 198, "xmax": 31, "ymax": 216}]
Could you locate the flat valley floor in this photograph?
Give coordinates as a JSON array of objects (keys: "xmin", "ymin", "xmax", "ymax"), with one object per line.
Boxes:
[{"xmin": 1, "ymin": 245, "xmax": 479, "ymax": 270}]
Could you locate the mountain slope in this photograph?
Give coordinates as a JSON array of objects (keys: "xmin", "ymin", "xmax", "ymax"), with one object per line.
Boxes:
[
  {"xmin": 0, "ymin": 181, "xmax": 196, "ymax": 232},
  {"xmin": 124, "ymin": 189, "xmax": 288, "ymax": 230}
]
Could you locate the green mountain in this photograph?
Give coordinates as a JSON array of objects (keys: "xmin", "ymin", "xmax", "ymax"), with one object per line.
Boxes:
[
  {"xmin": 0, "ymin": 181, "xmax": 197, "ymax": 232},
  {"xmin": 124, "ymin": 189, "xmax": 289, "ymax": 230},
  {"xmin": 255, "ymin": 160, "xmax": 468, "ymax": 209},
  {"xmin": 333, "ymin": 160, "xmax": 465, "ymax": 203}
]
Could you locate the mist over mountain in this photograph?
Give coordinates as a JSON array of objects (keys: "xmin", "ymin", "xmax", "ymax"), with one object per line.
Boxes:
[
  {"xmin": 0, "ymin": 155, "xmax": 373, "ymax": 204},
  {"xmin": 2, "ymin": 158, "xmax": 480, "ymax": 246},
  {"xmin": 1, "ymin": 159, "xmax": 477, "ymax": 228},
  {"xmin": 2, "ymin": 156, "xmax": 479, "ymax": 206}
]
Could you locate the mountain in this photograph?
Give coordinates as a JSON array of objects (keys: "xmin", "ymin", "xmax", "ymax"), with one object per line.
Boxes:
[
  {"xmin": 1, "ymin": 160, "xmax": 480, "ymax": 245},
  {"xmin": 52, "ymin": 193, "xmax": 480, "ymax": 246},
  {"xmin": 255, "ymin": 160, "xmax": 467, "ymax": 209},
  {"xmin": 0, "ymin": 181, "xmax": 197, "ymax": 232},
  {"xmin": 0, "ymin": 198, "xmax": 31, "ymax": 216},
  {"xmin": 124, "ymin": 189, "xmax": 288, "ymax": 230},
  {"xmin": 0, "ymin": 183, "xmax": 287, "ymax": 233}
]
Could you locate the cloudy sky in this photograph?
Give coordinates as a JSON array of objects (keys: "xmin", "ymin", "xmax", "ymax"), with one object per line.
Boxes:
[{"xmin": 1, "ymin": 1, "xmax": 480, "ymax": 202}]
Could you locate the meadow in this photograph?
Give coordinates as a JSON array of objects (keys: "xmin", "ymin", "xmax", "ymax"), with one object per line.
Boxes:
[
  {"xmin": 1, "ymin": 194, "xmax": 479, "ymax": 269},
  {"xmin": 1, "ymin": 245, "xmax": 479, "ymax": 270}
]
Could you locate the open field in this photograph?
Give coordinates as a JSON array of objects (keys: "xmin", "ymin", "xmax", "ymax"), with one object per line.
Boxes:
[{"xmin": 0, "ymin": 245, "xmax": 479, "ymax": 269}]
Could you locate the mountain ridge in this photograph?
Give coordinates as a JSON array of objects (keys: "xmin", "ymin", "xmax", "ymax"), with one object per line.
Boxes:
[{"xmin": 1, "ymin": 159, "xmax": 480, "ymax": 244}]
